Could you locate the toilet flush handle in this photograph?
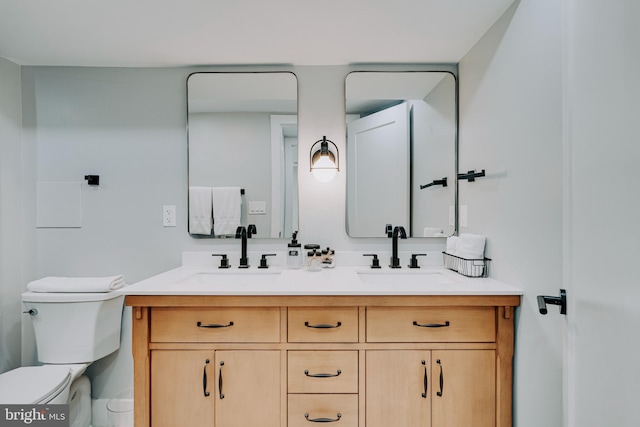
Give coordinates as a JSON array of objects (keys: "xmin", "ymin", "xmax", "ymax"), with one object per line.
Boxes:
[{"xmin": 23, "ymin": 309, "xmax": 38, "ymax": 316}]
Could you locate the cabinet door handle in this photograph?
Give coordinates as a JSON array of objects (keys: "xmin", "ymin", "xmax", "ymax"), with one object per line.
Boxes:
[
  {"xmin": 421, "ymin": 360, "xmax": 428, "ymax": 398},
  {"xmin": 202, "ymin": 359, "xmax": 210, "ymax": 397},
  {"xmin": 304, "ymin": 321, "xmax": 342, "ymax": 329},
  {"xmin": 305, "ymin": 413, "xmax": 342, "ymax": 423},
  {"xmin": 218, "ymin": 361, "xmax": 225, "ymax": 399},
  {"xmin": 413, "ymin": 320, "xmax": 450, "ymax": 328},
  {"xmin": 304, "ymin": 369, "xmax": 342, "ymax": 378},
  {"xmin": 436, "ymin": 359, "xmax": 444, "ymax": 397},
  {"xmin": 197, "ymin": 321, "xmax": 234, "ymax": 328}
]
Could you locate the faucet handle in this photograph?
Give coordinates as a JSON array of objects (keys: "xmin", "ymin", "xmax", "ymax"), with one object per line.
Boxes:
[
  {"xmin": 212, "ymin": 254, "xmax": 231, "ymax": 269},
  {"xmin": 409, "ymin": 253, "xmax": 427, "ymax": 269},
  {"xmin": 363, "ymin": 254, "xmax": 381, "ymax": 269},
  {"xmin": 258, "ymin": 253, "xmax": 276, "ymax": 269},
  {"xmin": 385, "ymin": 224, "xmax": 393, "ymax": 237}
]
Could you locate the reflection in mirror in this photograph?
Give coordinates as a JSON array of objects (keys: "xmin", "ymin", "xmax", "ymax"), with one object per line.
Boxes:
[
  {"xmin": 345, "ymin": 72, "xmax": 456, "ymax": 238},
  {"xmin": 187, "ymin": 72, "xmax": 298, "ymax": 239}
]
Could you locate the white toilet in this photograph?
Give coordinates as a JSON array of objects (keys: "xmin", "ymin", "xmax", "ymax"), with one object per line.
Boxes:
[{"xmin": 0, "ymin": 291, "xmax": 124, "ymax": 427}]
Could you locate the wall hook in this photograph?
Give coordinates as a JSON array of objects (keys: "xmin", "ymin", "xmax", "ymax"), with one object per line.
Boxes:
[
  {"xmin": 420, "ymin": 177, "xmax": 448, "ymax": 189},
  {"xmin": 537, "ymin": 289, "xmax": 567, "ymax": 315},
  {"xmin": 84, "ymin": 175, "xmax": 100, "ymax": 186},
  {"xmin": 457, "ymin": 169, "xmax": 485, "ymax": 182}
]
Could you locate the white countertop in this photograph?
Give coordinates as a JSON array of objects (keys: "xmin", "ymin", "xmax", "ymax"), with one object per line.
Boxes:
[{"xmin": 121, "ymin": 265, "xmax": 523, "ymax": 297}]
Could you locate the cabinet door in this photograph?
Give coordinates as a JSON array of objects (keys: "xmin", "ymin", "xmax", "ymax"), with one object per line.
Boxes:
[
  {"xmin": 214, "ymin": 350, "xmax": 280, "ymax": 427},
  {"xmin": 366, "ymin": 350, "xmax": 431, "ymax": 427},
  {"xmin": 431, "ymin": 350, "xmax": 495, "ymax": 427},
  {"xmin": 151, "ymin": 350, "xmax": 215, "ymax": 427}
]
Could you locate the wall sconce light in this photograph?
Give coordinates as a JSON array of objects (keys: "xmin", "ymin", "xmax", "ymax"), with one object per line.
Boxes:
[{"xmin": 310, "ymin": 136, "xmax": 339, "ymax": 182}]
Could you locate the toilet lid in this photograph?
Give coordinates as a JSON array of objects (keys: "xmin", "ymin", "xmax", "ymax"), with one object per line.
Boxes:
[{"xmin": 0, "ymin": 366, "xmax": 71, "ymax": 404}]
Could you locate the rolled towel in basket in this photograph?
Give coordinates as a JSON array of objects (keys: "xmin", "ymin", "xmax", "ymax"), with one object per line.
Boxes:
[
  {"xmin": 457, "ymin": 233, "xmax": 486, "ymax": 277},
  {"xmin": 27, "ymin": 275, "xmax": 126, "ymax": 293},
  {"xmin": 457, "ymin": 233, "xmax": 486, "ymax": 259},
  {"xmin": 445, "ymin": 236, "xmax": 459, "ymax": 255}
]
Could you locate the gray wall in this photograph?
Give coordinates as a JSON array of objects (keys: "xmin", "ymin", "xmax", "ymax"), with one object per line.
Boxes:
[{"xmin": 0, "ymin": 57, "xmax": 23, "ymax": 374}]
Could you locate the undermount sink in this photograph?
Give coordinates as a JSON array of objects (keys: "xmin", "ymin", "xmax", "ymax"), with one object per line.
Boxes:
[
  {"xmin": 357, "ymin": 271, "xmax": 457, "ymax": 288},
  {"xmin": 179, "ymin": 271, "xmax": 282, "ymax": 288}
]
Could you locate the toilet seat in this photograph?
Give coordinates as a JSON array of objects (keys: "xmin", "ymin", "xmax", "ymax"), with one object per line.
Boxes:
[{"xmin": 0, "ymin": 365, "xmax": 71, "ymax": 404}]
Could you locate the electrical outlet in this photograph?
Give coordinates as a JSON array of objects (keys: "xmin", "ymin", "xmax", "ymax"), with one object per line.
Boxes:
[
  {"xmin": 163, "ymin": 205, "xmax": 176, "ymax": 227},
  {"xmin": 248, "ymin": 201, "xmax": 267, "ymax": 215}
]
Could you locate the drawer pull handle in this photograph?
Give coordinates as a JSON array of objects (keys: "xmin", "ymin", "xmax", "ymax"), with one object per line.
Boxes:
[
  {"xmin": 413, "ymin": 320, "xmax": 450, "ymax": 328},
  {"xmin": 203, "ymin": 359, "xmax": 210, "ymax": 397},
  {"xmin": 304, "ymin": 369, "xmax": 342, "ymax": 378},
  {"xmin": 421, "ymin": 360, "xmax": 428, "ymax": 398},
  {"xmin": 218, "ymin": 361, "xmax": 225, "ymax": 399},
  {"xmin": 197, "ymin": 321, "xmax": 234, "ymax": 328},
  {"xmin": 305, "ymin": 413, "xmax": 342, "ymax": 423},
  {"xmin": 436, "ymin": 359, "xmax": 444, "ymax": 397},
  {"xmin": 304, "ymin": 321, "xmax": 342, "ymax": 329}
]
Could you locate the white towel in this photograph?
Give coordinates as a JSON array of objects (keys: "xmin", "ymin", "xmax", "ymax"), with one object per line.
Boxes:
[
  {"xmin": 457, "ymin": 233, "xmax": 486, "ymax": 259},
  {"xmin": 27, "ymin": 275, "xmax": 126, "ymax": 293},
  {"xmin": 445, "ymin": 236, "xmax": 459, "ymax": 255},
  {"xmin": 213, "ymin": 187, "xmax": 242, "ymax": 236},
  {"xmin": 189, "ymin": 187, "xmax": 213, "ymax": 235}
]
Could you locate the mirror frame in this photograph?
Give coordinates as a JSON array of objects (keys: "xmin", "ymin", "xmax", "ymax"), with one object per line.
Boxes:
[
  {"xmin": 186, "ymin": 71, "xmax": 299, "ymax": 239},
  {"xmin": 344, "ymin": 70, "xmax": 459, "ymax": 238}
]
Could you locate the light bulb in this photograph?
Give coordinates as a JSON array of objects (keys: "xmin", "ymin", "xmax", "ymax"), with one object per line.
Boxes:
[{"xmin": 311, "ymin": 155, "xmax": 337, "ymax": 182}]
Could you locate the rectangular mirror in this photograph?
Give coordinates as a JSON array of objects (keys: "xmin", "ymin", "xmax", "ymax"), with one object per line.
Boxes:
[
  {"xmin": 345, "ymin": 71, "xmax": 457, "ymax": 238},
  {"xmin": 187, "ymin": 72, "xmax": 298, "ymax": 239}
]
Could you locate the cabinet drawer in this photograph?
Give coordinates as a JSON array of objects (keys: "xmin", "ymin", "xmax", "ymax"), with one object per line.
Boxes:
[
  {"xmin": 366, "ymin": 307, "xmax": 495, "ymax": 343},
  {"xmin": 150, "ymin": 307, "xmax": 280, "ymax": 342},
  {"xmin": 288, "ymin": 394, "xmax": 358, "ymax": 427},
  {"xmin": 288, "ymin": 307, "xmax": 358, "ymax": 343},
  {"xmin": 288, "ymin": 351, "xmax": 358, "ymax": 393}
]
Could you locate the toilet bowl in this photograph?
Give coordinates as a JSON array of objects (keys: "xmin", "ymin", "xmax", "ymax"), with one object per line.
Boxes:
[
  {"xmin": 0, "ymin": 290, "xmax": 124, "ymax": 427},
  {"xmin": 0, "ymin": 365, "xmax": 92, "ymax": 426},
  {"xmin": 0, "ymin": 365, "xmax": 72, "ymax": 404}
]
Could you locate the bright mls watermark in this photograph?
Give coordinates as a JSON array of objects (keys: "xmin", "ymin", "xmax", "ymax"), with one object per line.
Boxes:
[{"xmin": 0, "ymin": 405, "xmax": 68, "ymax": 426}]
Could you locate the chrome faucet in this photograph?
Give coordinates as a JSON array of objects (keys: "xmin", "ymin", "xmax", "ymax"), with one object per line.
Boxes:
[
  {"xmin": 235, "ymin": 224, "xmax": 257, "ymax": 268},
  {"xmin": 388, "ymin": 225, "xmax": 407, "ymax": 268}
]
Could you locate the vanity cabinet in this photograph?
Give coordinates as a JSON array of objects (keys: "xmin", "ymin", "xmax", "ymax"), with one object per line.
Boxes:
[
  {"xmin": 127, "ymin": 294, "xmax": 519, "ymax": 427},
  {"xmin": 366, "ymin": 350, "xmax": 495, "ymax": 427}
]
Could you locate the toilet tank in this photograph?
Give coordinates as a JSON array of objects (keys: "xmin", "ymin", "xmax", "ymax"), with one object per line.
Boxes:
[{"xmin": 22, "ymin": 292, "xmax": 125, "ymax": 364}]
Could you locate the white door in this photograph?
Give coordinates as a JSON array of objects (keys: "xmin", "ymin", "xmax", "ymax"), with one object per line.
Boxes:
[
  {"xmin": 346, "ymin": 103, "xmax": 410, "ymax": 237},
  {"xmin": 564, "ymin": 1, "xmax": 640, "ymax": 426}
]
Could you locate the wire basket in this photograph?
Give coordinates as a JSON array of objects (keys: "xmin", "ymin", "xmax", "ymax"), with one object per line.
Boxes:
[{"xmin": 442, "ymin": 252, "xmax": 491, "ymax": 278}]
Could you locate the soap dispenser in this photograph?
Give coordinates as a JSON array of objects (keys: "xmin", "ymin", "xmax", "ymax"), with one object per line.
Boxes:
[{"xmin": 287, "ymin": 231, "xmax": 302, "ymax": 269}]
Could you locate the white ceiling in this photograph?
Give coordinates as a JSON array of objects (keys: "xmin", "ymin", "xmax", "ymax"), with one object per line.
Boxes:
[{"xmin": 0, "ymin": 0, "xmax": 515, "ymax": 67}]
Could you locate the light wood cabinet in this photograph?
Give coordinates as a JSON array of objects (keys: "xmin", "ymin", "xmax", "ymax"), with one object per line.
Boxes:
[
  {"xmin": 214, "ymin": 350, "xmax": 280, "ymax": 427},
  {"xmin": 150, "ymin": 350, "xmax": 214, "ymax": 427},
  {"xmin": 149, "ymin": 349, "xmax": 279, "ymax": 427},
  {"xmin": 128, "ymin": 294, "xmax": 519, "ymax": 427},
  {"xmin": 366, "ymin": 350, "xmax": 495, "ymax": 427}
]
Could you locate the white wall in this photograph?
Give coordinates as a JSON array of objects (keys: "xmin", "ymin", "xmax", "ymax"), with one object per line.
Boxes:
[
  {"xmin": 19, "ymin": 64, "xmax": 454, "ymax": 401},
  {"xmin": 459, "ymin": 0, "xmax": 564, "ymax": 426},
  {"xmin": 0, "ymin": 56, "xmax": 23, "ymax": 374}
]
